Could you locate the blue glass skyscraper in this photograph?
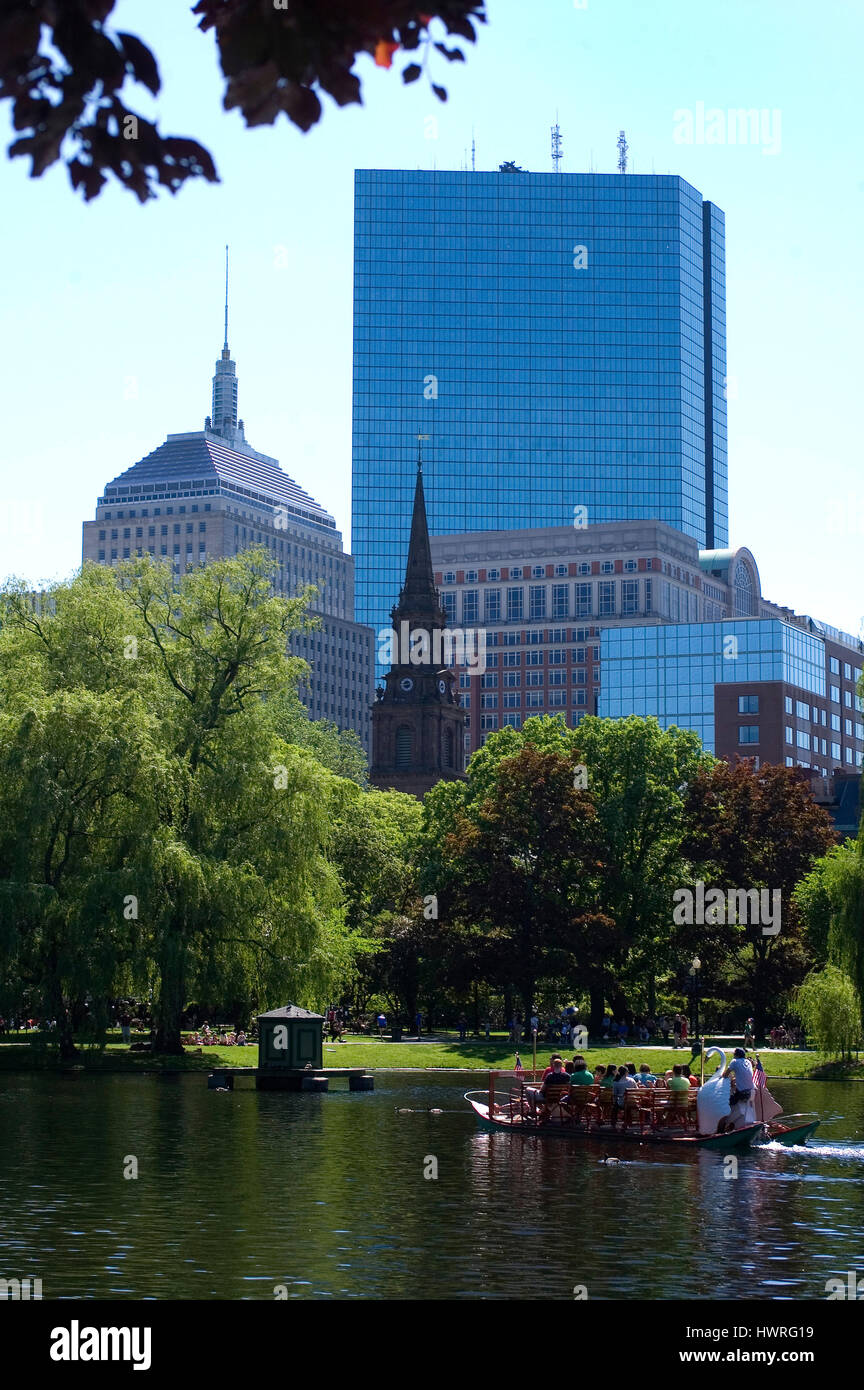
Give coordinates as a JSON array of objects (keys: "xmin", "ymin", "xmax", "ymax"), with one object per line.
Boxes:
[{"xmin": 352, "ymin": 168, "xmax": 727, "ymax": 648}]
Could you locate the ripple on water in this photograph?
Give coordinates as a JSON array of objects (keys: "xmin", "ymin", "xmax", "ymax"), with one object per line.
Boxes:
[{"xmin": 1, "ymin": 1072, "xmax": 862, "ymax": 1300}]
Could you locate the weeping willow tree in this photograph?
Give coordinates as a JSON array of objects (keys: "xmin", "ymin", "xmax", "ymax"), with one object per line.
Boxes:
[
  {"xmin": 115, "ymin": 550, "xmax": 355, "ymax": 1051},
  {"xmin": 0, "ymin": 686, "xmax": 160, "ymax": 1058},
  {"xmin": 793, "ymin": 965, "xmax": 862, "ymax": 1061},
  {"xmin": 0, "ymin": 551, "xmax": 357, "ymax": 1054},
  {"xmin": 795, "ymin": 837, "xmax": 864, "ymax": 1035}
]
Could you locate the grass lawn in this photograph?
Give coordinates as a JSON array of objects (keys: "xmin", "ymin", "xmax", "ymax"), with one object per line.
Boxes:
[
  {"xmin": 321, "ymin": 1040, "xmax": 856, "ymax": 1080},
  {"xmin": 1, "ymin": 1032, "xmax": 859, "ymax": 1080}
]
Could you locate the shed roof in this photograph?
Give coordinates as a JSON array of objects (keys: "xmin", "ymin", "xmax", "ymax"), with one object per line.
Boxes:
[{"xmin": 257, "ymin": 1004, "xmax": 324, "ymax": 1021}]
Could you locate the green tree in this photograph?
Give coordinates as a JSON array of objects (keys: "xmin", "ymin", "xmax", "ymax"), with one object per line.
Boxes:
[
  {"xmin": 680, "ymin": 760, "xmax": 838, "ymax": 1036},
  {"xmin": 0, "ymin": 551, "xmax": 356, "ymax": 1053},
  {"xmin": 795, "ymin": 838, "xmax": 864, "ymax": 1028},
  {"xmin": 793, "ymin": 965, "xmax": 862, "ymax": 1060},
  {"xmin": 329, "ymin": 783, "xmax": 424, "ymax": 1021},
  {"xmin": 0, "ymin": 687, "xmax": 160, "ymax": 1057},
  {"xmin": 423, "ymin": 735, "xmax": 611, "ymax": 1024},
  {"xmin": 265, "ymin": 689, "xmax": 368, "ymax": 786},
  {"xmin": 422, "ymin": 715, "xmax": 707, "ymax": 1032}
]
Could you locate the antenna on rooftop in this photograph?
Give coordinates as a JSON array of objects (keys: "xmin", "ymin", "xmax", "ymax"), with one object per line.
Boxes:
[
  {"xmin": 617, "ymin": 130, "xmax": 628, "ymax": 174},
  {"xmin": 417, "ymin": 433, "xmax": 430, "ymax": 472},
  {"xmin": 471, "ymin": 129, "xmax": 476, "ymax": 171},
  {"xmin": 551, "ymin": 115, "xmax": 563, "ymax": 173}
]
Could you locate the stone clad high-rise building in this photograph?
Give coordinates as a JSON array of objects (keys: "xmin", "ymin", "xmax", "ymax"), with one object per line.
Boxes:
[
  {"xmin": 352, "ymin": 168, "xmax": 727, "ymax": 664},
  {"xmin": 370, "ymin": 463, "xmax": 465, "ymax": 797},
  {"xmin": 83, "ymin": 298, "xmax": 375, "ymax": 749}
]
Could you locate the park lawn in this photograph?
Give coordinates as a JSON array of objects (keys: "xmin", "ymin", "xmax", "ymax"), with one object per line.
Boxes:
[
  {"xmin": 0, "ymin": 1036, "xmax": 859, "ymax": 1080},
  {"xmin": 323, "ymin": 1040, "xmax": 848, "ymax": 1079}
]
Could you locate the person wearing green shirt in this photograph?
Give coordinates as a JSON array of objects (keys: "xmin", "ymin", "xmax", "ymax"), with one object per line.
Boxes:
[
  {"xmin": 667, "ymin": 1065, "xmax": 690, "ymax": 1092},
  {"xmin": 569, "ymin": 1056, "xmax": 595, "ymax": 1085}
]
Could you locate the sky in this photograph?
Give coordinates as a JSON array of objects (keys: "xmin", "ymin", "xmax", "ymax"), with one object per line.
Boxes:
[{"xmin": 0, "ymin": 0, "xmax": 862, "ymax": 638}]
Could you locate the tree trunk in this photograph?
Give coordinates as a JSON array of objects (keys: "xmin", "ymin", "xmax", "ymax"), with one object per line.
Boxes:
[
  {"xmin": 520, "ymin": 985, "xmax": 534, "ymax": 1043},
  {"xmin": 45, "ymin": 944, "xmax": 77, "ymax": 1059},
  {"xmin": 589, "ymin": 983, "xmax": 605, "ymax": 1038},
  {"xmin": 154, "ymin": 933, "xmax": 187, "ymax": 1054}
]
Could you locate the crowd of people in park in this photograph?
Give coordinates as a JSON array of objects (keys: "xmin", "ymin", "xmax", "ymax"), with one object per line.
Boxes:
[
  {"xmin": 182, "ymin": 1023, "xmax": 248, "ymax": 1047},
  {"xmin": 504, "ymin": 1011, "xmax": 693, "ymax": 1046}
]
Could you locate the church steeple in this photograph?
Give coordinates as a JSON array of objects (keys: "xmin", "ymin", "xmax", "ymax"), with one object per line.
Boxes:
[
  {"xmin": 369, "ymin": 439, "xmax": 466, "ymax": 798},
  {"xmin": 206, "ymin": 246, "xmax": 245, "ymax": 445},
  {"xmin": 394, "ymin": 438, "xmax": 446, "ymax": 627}
]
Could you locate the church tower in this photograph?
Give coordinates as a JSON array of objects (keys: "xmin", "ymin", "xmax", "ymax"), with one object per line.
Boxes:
[{"xmin": 369, "ymin": 450, "xmax": 466, "ymax": 797}]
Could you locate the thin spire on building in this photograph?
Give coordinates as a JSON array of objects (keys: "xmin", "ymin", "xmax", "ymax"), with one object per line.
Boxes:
[
  {"xmin": 207, "ymin": 244, "xmax": 244, "ymax": 444},
  {"xmin": 223, "ymin": 243, "xmax": 229, "ymax": 350}
]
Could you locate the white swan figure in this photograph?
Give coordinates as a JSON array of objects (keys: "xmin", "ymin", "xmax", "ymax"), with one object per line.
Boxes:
[{"xmin": 696, "ymin": 1046, "xmax": 731, "ymax": 1135}]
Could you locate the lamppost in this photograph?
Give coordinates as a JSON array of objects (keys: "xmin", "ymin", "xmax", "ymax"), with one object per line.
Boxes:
[{"xmin": 688, "ymin": 956, "xmax": 702, "ymax": 1043}]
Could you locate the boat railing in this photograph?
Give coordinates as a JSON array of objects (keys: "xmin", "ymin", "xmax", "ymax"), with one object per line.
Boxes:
[{"xmin": 481, "ymin": 1071, "xmax": 699, "ymax": 1131}]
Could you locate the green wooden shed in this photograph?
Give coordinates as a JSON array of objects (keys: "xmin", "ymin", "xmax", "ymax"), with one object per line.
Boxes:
[{"xmin": 257, "ymin": 1004, "xmax": 324, "ymax": 1072}]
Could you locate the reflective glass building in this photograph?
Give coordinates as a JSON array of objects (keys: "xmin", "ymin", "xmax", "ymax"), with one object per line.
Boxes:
[
  {"xmin": 352, "ymin": 168, "xmax": 727, "ymax": 656},
  {"xmin": 599, "ymin": 619, "xmax": 841, "ymax": 755}
]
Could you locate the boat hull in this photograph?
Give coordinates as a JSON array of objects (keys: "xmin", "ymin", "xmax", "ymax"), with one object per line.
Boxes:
[
  {"xmin": 754, "ymin": 1119, "xmax": 820, "ymax": 1147},
  {"xmin": 465, "ymin": 1096, "xmax": 764, "ymax": 1152}
]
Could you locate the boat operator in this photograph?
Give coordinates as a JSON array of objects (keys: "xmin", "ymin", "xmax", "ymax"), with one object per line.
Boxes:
[{"xmin": 717, "ymin": 1048, "xmax": 755, "ymax": 1131}]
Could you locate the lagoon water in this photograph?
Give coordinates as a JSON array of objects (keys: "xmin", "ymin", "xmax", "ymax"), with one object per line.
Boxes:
[{"xmin": 1, "ymin": 1072, "xmax": 863, "ymax": 1300}]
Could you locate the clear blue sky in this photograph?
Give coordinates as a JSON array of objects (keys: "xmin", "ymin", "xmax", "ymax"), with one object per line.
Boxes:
[{"xmin": 1, "ymin": 0, "xmax": 862, "ymax": 637}]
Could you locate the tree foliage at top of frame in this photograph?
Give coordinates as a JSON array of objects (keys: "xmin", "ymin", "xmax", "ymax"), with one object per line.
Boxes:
[{"xmin": 0, "ymin": 0, "xmax": 485, "ymax": 202}]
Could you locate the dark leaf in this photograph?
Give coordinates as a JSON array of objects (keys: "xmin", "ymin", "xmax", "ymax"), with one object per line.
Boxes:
[
  {"xmin": 432, "ymin": 83, "xmax": 447, "ymax": 102},
  {"xmin": 116, "ymin": 32, "xmax": 161, "ymax": 95},
  {"xmin": 434, "ymin": 43, "xmax": 465, "ymax": 61},
  {"xmin": 443, "ymin": 17, "xmax": 477, "ymax": 42},
  {"xmin": 402, "ymin": 63, "xmax": 422, "ymax": 83}
]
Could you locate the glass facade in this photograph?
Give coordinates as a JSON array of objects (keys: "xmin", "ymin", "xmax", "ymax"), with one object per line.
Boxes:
[
  {"xmin": 352, "ymin": 169, "xmax": 727, "ymax": 656},
  {"xmin": 599, "ymin": 620, "xmax": 825, "ymax": 752}
]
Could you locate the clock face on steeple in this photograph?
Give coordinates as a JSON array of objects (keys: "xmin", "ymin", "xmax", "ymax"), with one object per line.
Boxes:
[
  {"xmin": 438, "ymin": 679, "xmax": 447, "ymax": 694},
  {"xmin": 400, "ymin": 677, "xmax": 414, "ymax": 692}
]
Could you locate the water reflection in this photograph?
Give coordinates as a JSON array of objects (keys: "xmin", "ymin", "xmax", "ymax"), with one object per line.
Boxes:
[{"xmin": 0, "ymin": 1073, "xmax": 861, "ymax": 1300}]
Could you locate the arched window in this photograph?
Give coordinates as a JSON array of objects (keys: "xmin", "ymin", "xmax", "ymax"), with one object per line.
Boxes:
[
  {"xmin": 734, "ymin": 560, "xmax": 755, "ymax": 617},
  {"xmin": 443, "ymin": 726, "xmax": 454, "ymax": 769},
  {"xmin": 395, "ymin": 725, "xmax": 414, "ymax": 768}
]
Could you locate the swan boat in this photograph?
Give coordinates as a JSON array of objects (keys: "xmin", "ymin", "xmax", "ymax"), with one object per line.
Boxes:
[{"xmin": 465, "ymin": 1047, "xmax": 818, "ymax": 1153}]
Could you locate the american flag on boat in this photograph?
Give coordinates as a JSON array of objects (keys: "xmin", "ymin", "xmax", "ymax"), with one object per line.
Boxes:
[{"xmin": 752, "ymin": 1056, "xmax": 783, "ymax": 1122}]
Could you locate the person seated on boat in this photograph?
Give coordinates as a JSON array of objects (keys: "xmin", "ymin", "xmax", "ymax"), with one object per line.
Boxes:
[
  {"xmin": 563, "ymin": 1060, "xmax": 575, "ymax": 1075},
  {"xmin": 610, "ymin": 1065, "xmax": 638, "ymax": 1127},
  {"xmin": 682, "ymin": 1064, "xmax": 700, "ymax": 1087},
  {"xmin": 626, "ymin": 1062, "xmax": 638, "ymax": 1079},
  {"xmin": 541, "ymin": 1053, "xmax": 565, "ymax": 1078},
  {"xmin": 667, "ymin": 1065, "xmax": 690, "ymax": 1093},
  {"xmin": 534, "ymin": 1058, "xmax": 571, "ymax": 1119},
  {"xmin": 719, "ymin": 1049, "xmax": 755, "ymax": 1130},
  {"xmin": 570, "ymin": 1057, "xmax": 596, "ymax": 1085},
  {"xmin": 592, "ymin": 1065, "xmax": 606, "ymax": 1085},
  {"xmin": 600, "ymin": 1064, "xmax": 617, "ymax": 1088},
  {"xmin": 637, "ymin": 1063, "xmax": 656, "ymax": 1085}
]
